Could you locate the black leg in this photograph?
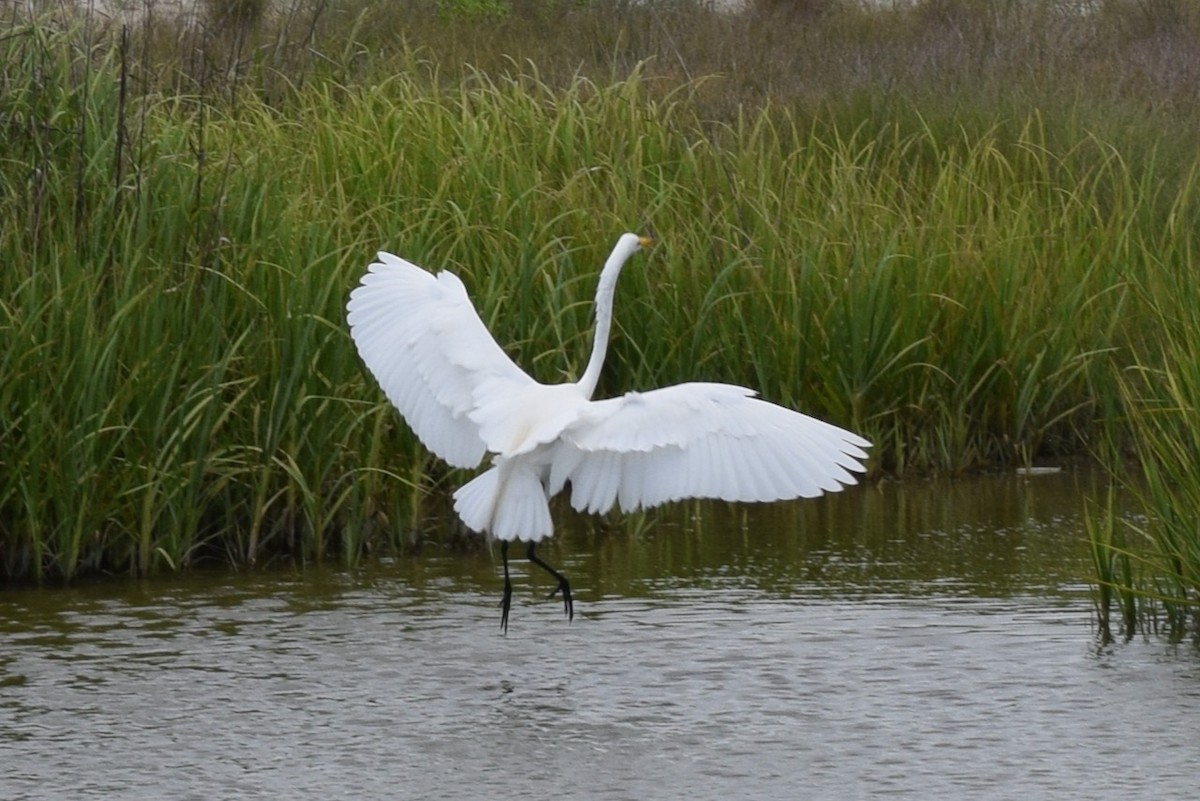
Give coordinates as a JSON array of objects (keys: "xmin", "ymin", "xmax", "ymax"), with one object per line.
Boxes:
[
  {"xmin": 527, "ymin": 542, "xmax": 574, "ymax": 623},
  {"xmin": 499, "ymin": 540, "xmax": 513, "ymax": 635}
]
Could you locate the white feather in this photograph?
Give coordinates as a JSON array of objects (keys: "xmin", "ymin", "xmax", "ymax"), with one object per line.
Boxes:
[
  {"xmin": 541, "ymin": 383, "xmax": 868, "ymax": 513},
  {"xmin": 346, "ymin": 252, "xmax": 536, "ymax": 468}
]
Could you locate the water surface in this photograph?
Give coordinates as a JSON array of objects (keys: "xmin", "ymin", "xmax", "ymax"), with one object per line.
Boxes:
[{"xmin": 3, "ymin": 470, "xmax": 1199, "ymax": 800}]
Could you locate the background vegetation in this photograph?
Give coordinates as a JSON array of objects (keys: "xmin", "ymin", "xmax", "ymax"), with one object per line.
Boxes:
[{"xmin": 2, "ymin": 0, "xmax": 1199, "ymax": 631}]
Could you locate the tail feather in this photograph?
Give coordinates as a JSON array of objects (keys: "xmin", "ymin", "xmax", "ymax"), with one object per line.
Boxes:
[
  {"xmin": 453, "ymin": 464, "xmax": 553, "ymax": 542},
  {"xmin": 452, "ymin": 467, "xmax": 500, "ymax": 534}
]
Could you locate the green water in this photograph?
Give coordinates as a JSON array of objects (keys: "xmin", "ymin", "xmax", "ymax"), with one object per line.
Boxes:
[{"xmin": 3, "ymin": 469, "xmax": 1199, "ymax": 800}]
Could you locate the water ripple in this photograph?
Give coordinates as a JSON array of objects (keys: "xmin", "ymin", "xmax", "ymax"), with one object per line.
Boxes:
[{"xmin": 3, "ymin": 471, "xmax": 1199, "ymax": 799}]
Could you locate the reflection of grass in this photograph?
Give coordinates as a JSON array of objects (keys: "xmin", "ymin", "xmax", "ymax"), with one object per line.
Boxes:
[
  {"xmin": 582, "ymin": 470, "xmax": 1101, "ymax": 599},
  {"xmin": 3, "ymin": 2, "xmax": 1200, "ymax": 581}
]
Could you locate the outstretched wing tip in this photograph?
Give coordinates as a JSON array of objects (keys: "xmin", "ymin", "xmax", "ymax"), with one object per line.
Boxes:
[{"xmin": 550, "ymin": 382, "xmax": 873, "ymax": 515}]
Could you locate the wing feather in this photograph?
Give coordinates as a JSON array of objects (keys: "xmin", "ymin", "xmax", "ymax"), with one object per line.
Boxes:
[
  {"xmin": 549, "ymin": 382, "xmax": 870, "ymax": 513},
  {"xmin": 347, "ymin": 252, "xmax": 537, "ymax": 468}
]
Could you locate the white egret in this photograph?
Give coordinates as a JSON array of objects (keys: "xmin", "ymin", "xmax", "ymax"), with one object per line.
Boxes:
[{"xmin": 346, "ymin": 233, "xmax": 870, "ymax": 631}]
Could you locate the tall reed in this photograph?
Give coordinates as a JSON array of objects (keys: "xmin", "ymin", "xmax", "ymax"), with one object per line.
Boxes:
[{"xmin": 1088, "ymin": 194, "xmax": 1200, "ymax": 638}]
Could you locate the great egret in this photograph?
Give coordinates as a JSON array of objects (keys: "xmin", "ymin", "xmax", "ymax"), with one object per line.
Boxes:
[{"xmin": 347, "ymin": 233, "xmax": 870, "ymax": 631}]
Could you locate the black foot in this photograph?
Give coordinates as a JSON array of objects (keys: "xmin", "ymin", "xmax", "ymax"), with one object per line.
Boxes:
[
  {"xmin": 528, "ymin": 542, "xmax": 574, "ymax": 623},
  {"xmin": 499, "ymin": 580, "xmax": 513, "ymax": 634},
  {"xmin": 546, "ymin": 576, "xmax": 574, "ymax": 623},
  {"xmin": 499, "ymin": 541, "xmax": 512, "ymax": 635}
]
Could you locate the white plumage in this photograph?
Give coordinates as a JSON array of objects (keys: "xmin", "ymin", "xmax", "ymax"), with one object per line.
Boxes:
[{"xmin": 346, "ymin": 232, "xmax": 870, "ymax": 630}]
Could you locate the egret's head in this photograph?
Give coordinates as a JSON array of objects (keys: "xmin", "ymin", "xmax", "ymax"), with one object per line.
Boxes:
[
  {"xmin": 616, "ymin": 232, "xmax": 653, "ymax": 250},
  {"xmin": 604, "ymin": 233, "xmax": 654, "ymax": 274}
]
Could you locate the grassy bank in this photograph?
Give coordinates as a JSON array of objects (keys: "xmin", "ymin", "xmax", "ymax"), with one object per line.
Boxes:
[{"xmin": 3, "ymin": 1, "xmax": 1200, "ymax": 585}]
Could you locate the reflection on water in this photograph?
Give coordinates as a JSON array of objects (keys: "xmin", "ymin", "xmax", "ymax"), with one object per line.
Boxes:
[{"xmin": 3, "ymin": 470, "xmax": 1199, "ymax": 800}]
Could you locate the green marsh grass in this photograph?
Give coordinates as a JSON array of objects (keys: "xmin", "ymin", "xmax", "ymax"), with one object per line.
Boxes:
[
  {"xmin": 1088, "ymin": 240, "xmax": 1200, "ymax": 640},
  {"xmin": 1086, "ymin": 488, "xmax": 1138, "ymax": 642},
  {"xmin": 3, "ymin": 3, "xmax": 1200, "ymax": 583}
]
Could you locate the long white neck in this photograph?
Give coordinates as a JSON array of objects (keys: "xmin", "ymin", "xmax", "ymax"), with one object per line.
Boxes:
[{"xmin": 576, "ymin": 234, "xmax": 642, "ymax": 399}]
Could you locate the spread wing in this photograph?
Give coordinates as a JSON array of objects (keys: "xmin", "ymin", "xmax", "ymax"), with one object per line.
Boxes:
[
  {"xmin": 547, "ymin": 383, "xmax": 870, "ymax": 513},
  {"xmin": 346, "ymin": 252, "xmax": 537, "ymax": 468}
]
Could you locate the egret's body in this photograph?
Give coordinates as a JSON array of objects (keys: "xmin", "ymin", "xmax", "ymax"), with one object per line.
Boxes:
[{"xmin": 347, "ymin": 233, "xmax": 870, "ymax": 630}]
